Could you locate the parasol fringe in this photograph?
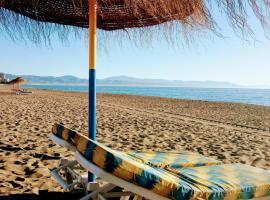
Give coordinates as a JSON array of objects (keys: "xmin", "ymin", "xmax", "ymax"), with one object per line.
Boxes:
[{"xmin": 0, "ymin": 0, "xmax": 270, "ymax": 44}]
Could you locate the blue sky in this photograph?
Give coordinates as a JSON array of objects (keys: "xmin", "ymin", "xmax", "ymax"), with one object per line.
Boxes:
[{"xmin": 0, "ymin": 9, "xmax": 270, "ymax": 87}]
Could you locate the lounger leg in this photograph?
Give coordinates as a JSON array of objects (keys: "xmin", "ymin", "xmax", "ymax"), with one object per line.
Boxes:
[
  {"xmin": 80, "ymin": 183, "xmax": 116, "ymax": 200},
  {"xmin": 87, "ymin": 182, "xmax": 100, "ymax": 193}
]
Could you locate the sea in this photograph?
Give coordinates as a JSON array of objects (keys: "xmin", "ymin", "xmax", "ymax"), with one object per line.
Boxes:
[{"xmin": 24, "ymin": 84, "xmax": 270, "ymax": 106}]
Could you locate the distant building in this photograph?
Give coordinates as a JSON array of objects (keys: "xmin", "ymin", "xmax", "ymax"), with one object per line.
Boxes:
[{"xmin": 0, "ymin": 73, "xmax": 7, "ymax": 83}]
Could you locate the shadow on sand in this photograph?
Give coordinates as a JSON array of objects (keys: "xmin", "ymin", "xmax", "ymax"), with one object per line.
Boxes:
[{"xmin": 0, "ymin": 191, "xmax": 85, "ymax": 200}]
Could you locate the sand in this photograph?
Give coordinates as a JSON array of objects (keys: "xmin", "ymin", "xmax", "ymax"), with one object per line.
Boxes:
[{"xmin": 0, "ymin": 88, "xmax": 269, "ymax": 196}]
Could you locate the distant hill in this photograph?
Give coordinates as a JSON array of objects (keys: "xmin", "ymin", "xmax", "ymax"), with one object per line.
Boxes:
[
  {"xmin": 97, "ymin": 76, "xmax": 240, "ymax": 88},
  {"xmin": 4, "ymin": 74, "xmax": 241, "ymax": 88}
]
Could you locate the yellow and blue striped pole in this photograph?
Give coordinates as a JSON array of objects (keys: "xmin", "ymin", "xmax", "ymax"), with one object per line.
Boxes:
[{"xmin": 89, "ymin": 0, "xmax": 96, "ymax": 182}]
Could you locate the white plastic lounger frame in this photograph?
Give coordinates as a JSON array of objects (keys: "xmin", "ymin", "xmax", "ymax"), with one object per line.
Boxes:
[{"xmin": 50, "ymin": 133, "xmax": 76, "ymax": 152}]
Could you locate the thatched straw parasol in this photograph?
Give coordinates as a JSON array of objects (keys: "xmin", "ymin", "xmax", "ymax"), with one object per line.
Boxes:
[
  {"xmin": 1, "ymin": 0, "xmax": 270, "ymax": 43},
  {"xmin": 1, "ymin": 0, "xmax": 270, "ymax": 182},
  {"xmin": 8, "ymin": 77, "xmax": 26, "ymax": 85},
  {"xmin": 8, "ymin": 77, "xmax": 27, "ymax": 90}
]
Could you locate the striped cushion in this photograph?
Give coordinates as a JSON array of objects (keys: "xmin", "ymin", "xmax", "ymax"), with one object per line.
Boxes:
[
  {"xmin": 52, "ymin": 123, "xmax": 270, "ymax": 200},
  {"xmin": 172, "ymin": 164, "xmax": 270, "ymax": 199},
  {"xmin": 127, "ymin": 151, "xmax": 222, "ymax": 169}
]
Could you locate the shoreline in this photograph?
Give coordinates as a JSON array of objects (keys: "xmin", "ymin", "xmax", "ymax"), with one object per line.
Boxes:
[
  {"xmin": 22, "ymin": 87, "xmax": 270, "ymax": 107},
  {"xmin": 25, "ymin": 84, "xmax": 270, "ymax": 90},
  {"xmin": 0, "ymin": 89, "xmax": 269, "ymax": 195}
]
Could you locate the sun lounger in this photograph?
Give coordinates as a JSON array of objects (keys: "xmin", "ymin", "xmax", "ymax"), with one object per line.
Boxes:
[
  {"xmin": 11, "ymin": 88, "xmax": 32, "ymax": 95},
  {"xmin": 50, "ymin": 123, "xmax": 270, "ymax": 200}
]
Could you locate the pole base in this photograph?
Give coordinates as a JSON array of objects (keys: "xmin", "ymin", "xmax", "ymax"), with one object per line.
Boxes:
[{"xmin": 87, "ymin": 181, "xmax": 100, "ymax": 192}]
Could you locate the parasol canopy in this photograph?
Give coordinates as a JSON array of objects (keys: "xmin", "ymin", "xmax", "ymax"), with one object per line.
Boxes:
[
  {"xmin": 0, "ymin": 0, "xmax": 202, "ymax": 30},
  {"xmin": 8, "ymin": 77, "xmax": 27, "ymax": 85},
  {"xmin": 1, "ymin": 0, "xmax": 270, "ymax": 41}
]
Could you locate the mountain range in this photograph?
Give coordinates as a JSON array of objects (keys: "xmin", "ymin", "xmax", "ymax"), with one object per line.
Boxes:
[
  {"xmin": 97, "ymin": 76, "xmax": 240, "ymax": 88},
  {"xmin": 4, "ymin": 74, "xmax": 243, "ymax": 88}
]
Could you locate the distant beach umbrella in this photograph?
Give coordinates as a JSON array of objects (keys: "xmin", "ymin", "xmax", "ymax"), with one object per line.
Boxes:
[
  {"xmin": 8, "ymin": 77, "xmax": 26, "ymax": 85},
  {"xmin": 8, "ymin": 77, "xmax": 27, "ymax": 90}
]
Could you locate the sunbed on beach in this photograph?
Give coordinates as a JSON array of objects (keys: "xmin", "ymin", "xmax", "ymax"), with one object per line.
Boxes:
[
  {"xmin": 50, "ymin": 123, "xmax": 270, "ymax": 200},
  {"xmin": 11, "ymin": 88, "xmax": 32, "ymax": 95}
]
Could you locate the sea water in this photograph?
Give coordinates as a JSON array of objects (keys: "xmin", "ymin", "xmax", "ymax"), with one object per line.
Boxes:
[{"xmin": 24, "ymin": 85, "xmax": 270, "ymax": 106}]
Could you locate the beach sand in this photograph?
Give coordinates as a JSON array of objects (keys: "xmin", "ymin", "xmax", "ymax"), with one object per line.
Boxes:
[{"xmin": 0, "ymin": 88, "xmax": 269, "ymax": 196}]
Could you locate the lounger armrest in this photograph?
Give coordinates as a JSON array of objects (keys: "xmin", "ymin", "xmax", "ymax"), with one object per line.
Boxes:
[
  {"xmin": 50, "ymin": 160, "xmax": 78, "ymax": 190},
  {"xmin": 51, "ymin": 169, "xmax": 75, "ymax": 190}
]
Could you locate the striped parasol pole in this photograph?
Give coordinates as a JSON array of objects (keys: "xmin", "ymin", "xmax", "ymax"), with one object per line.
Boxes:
[{"xmin": 89, "ymin": 0, "xmax": 97, "ymax": 182}]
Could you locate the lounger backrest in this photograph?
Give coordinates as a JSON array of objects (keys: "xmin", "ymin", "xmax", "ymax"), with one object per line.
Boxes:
[{"xmin": 52, "ymin": 123, "xmax": 209, "ymax": 199}]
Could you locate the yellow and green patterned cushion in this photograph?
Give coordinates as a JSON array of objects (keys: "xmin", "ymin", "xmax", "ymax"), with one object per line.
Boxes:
[
  {"xmin": 127, "ymin": 151, "xmax": 222, "ymax": 169},
  {"xmin": 170, "ymin": 164, "xmax": 270, "ymax": 199}
]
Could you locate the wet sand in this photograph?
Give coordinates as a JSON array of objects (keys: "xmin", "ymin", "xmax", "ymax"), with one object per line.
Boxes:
[{"xmin": 0, "ymin": 88, "xmax": 269, "ymax": 196}]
